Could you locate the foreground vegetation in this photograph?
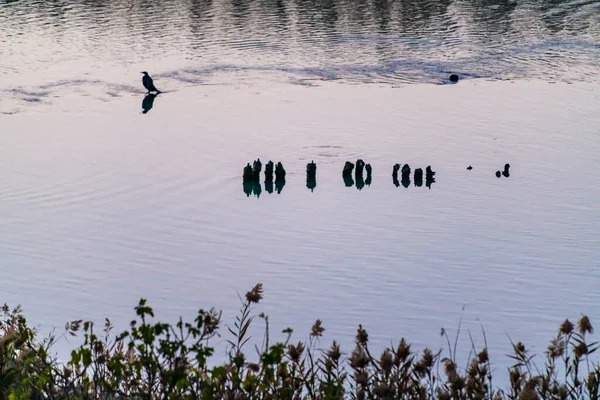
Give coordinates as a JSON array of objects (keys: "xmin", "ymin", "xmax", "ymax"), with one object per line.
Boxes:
[{"xmin": 1, "ymin": 284, "xmax": 598, "ymax": 399}]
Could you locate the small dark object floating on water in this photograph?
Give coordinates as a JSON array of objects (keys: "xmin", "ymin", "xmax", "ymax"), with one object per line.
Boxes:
[
  {"xmin": 467, "ymin": 165, "xmax": 473, "ymax": 170},
  {"xmin": 502, "ymin": 163, "xmax": 510, "ymax": 177},
  {"xmin": 449, "ymin": 74, "xmax": 459, "ymax": 83},
  {"xmin": 495, "ymin": 171, "xmax": 501, "ymax": 178}
]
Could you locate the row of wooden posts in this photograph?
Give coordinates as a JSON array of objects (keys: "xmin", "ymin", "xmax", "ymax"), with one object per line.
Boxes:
[
  {"xmin": 242, "ymin": 159, "xmax": 438, "ymax": 196},
  {"xmin": 242, "ymin": 159, "xmax": 511, "ymax": 196},
  {"xmin": 243, "ymin": 159, "xmax": 436, "ymax": 182}
]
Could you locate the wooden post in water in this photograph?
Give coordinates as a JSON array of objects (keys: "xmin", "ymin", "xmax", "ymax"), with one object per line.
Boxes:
[{"xmin": 306, "ymin": 161, "xmax": 317, "ymax": 192}]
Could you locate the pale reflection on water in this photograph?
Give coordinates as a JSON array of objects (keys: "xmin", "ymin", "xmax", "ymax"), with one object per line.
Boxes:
[{"xmin": 1, "ymin": 0, "xmax": 600, "ymax": 386}]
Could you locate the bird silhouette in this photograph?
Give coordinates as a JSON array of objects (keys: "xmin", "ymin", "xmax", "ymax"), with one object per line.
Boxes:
[{"xmin": 141, "ymin": 71, "xmax": 161, "ymax": 93}]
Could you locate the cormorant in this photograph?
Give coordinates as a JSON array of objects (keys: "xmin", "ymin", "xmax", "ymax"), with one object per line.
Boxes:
[{"xmin": 141, "ymin": 71, "xmax": 160, "ymax": 93}]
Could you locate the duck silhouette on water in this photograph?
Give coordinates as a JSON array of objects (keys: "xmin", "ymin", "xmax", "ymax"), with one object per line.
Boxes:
[{"xmin": 141, "ymin": 71, "xmax": 161, "ymax": 94}]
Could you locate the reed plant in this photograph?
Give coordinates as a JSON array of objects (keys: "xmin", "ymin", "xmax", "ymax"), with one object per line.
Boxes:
[{"xmin": 1, "ymin": 283, "xmax": 598, "ymax": 399}]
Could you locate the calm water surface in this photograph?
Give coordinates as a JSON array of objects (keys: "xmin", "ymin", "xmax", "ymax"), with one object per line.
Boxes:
[{"xmin": 1, "ymin": 0, "xmax": 600, "ymax": 384}]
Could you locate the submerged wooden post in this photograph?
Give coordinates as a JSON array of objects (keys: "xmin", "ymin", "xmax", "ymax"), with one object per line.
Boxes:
[
  {"xmin": 414, "ymin": 168, "xmax": 423, "ymax": 187},
  {"xmin": 252, "ymin": 158, "xmax": 262, "ymax": 179},
  {"xmin": 401, "ymin": 164, "xmax": 411, "ymax": 188},
  {"xmin": 426, "ymin": 166, "xmax": 436, "ymax": 189},
  {"xmin": 355, "ymin": 159, "xmax": 365, "ymax": 190},
  {"xmin": 243, "ymin": 163, "xmax": 254, "ymax": 183},
  {"xmin": 392, "ymin": 164, "xmax": 400, "ymax": 187},
  {"xmin": 265, "ymin": 160, "xmax": 274, "ymax": 182},
  {"xmin": 343, "ymin": 161, "xmax": 355, "ymax": 187},
  {"xmin": 243, "ymin": 158, "xmax": 263, "ymax": 182},
  {"xmin": 243, "ymin": 159, "xmax": 264, "ymax": 197},
  {"xmin": 274, "ymin": 162, "xmax": 286, "ymax": 194},
  {"xmin": 343, "ymin": 161, "xmax": 355, "ymax": 177},
  {"xmin": 355, "ymin": 159, "xmax": 365, "ymax": 180},
  {"xmin": 306, "ymin": 161, "xmax": 317, "ymax": 192},
  {"xmin": 365, "ymin": 164, "xmax": 372, "ymax": 186},
  {"xmin": 275, "ymin": 162, "xmax": 286, "ymax": 180},
  {"xmin": 425, "ymin": 166, "xmax": 436, "ymax": 181}
]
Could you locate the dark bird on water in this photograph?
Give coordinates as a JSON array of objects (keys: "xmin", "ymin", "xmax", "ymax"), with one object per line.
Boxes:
[
  {"xmin": 467, "ymin": 165, "xmax": 473, "ymax": 170},
  {"xmin": 141, "ymin": 71, "xmax": 161, "ymax": 93}
]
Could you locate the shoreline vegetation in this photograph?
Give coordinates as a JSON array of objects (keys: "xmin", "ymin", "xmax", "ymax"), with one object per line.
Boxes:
[{"xmin": 1, "ymin": 284, "xmax": 598, "ymax": 399}]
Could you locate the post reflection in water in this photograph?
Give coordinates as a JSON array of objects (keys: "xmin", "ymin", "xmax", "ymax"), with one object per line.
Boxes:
[
  {"xmin": 306, "ymin": 176, "xmax": 316, "ymax": 192},
  {"xmin": 265, "ymin": 180, "xmax": 274, "ymax": 195},
  {"xmin": 242, "ymin": 179, "xmax": 285, "ymax": 197},
  {"xmin": 343, "ymin": 175, "xmax": 355, "ymax": 187},
  {"xmin": 275, "ymin": 179, "xmax": 285, "ymax": 194}
]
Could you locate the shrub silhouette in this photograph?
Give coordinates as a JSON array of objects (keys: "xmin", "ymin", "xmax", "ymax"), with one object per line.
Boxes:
[{"xmin": 1, "ymin": 286, "xmax": 599, "ymax": 399}]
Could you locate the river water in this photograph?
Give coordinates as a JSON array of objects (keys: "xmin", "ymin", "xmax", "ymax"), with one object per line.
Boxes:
[{"xmin": 1, "ymin": 0, "xmax": 600, "ymax": 385}]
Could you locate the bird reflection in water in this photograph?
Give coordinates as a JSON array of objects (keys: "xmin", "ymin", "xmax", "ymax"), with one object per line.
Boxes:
[{"xmin": 142, "ymin": 93, "xmax": 158, "ymax": 114}]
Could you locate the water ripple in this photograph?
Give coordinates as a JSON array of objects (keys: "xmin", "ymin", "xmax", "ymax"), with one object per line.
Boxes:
[{"xmin": 1, "ymin": 0, "xmax": 599, "ymax": 100}]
